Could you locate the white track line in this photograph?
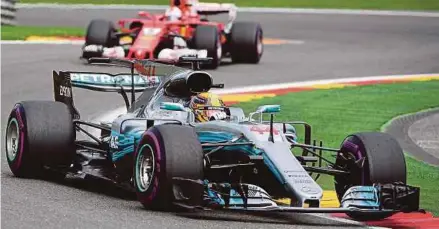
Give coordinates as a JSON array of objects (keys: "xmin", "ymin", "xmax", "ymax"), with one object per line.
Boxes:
[{"xmin": 17, "ymin": 3, "xmax": 439, "ymax": 18}]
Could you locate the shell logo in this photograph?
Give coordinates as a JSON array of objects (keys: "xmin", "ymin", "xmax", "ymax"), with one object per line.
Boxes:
[{"xmin": 119, "ymin": 36, "xmax": 133, "ymax": 45}]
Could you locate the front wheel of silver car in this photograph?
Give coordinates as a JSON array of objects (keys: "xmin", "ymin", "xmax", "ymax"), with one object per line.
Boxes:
[
  {"xmin": 133, "ymin": 125, "xmax": 204, "ymax": 211},
  {"xmin": 334, "ymin": 132, "xmax": 406, "ymax": 221},
  {"xmin": 135, "ymin": 144, "xmax": 155, "ymax": 192}
]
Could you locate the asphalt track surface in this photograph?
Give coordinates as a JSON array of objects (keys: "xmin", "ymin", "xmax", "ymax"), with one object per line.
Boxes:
[
  {"xmin": 385, "ymin": 108, "xmax": 439, "ymax": 166},
  {"xmin": 2, "ymin": 7, "xmax": 439, "ymax": 229},
  {"xmin": 409, "ymin": 112, "xmax": 439, "ymax": 159}
]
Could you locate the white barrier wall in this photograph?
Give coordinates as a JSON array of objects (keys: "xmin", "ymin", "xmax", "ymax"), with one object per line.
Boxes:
[{"xmin": 1, "ymin": 0, "xmax": 17, "ymax": 26}]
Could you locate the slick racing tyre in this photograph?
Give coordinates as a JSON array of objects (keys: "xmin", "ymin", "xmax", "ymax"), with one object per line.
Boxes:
[
  {"xmin": 230, "ymin": 22, "xmax": 263, "ymax": 64},
  {"xmin": 335, "ymin": 132, "xmax": 406, "ymax": 221},
  {"xmin": 133, "ymin": 125, "xmax": 204, "ymax": 211},
  {"xmin": 5, "ymin": 101, "xmax": 75, "ymax": 178},
  {"xmin": 193, "ymin": 25, "xmax": 221, "ymax": 69},
  {"xmin": 85, "ymin": 19, "xmax": 117, "ymax": 47}
]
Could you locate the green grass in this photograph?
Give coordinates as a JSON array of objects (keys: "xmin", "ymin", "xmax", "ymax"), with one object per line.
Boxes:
[
  {"xmin": 0, "ymin": 25, "xmax": 84, "ymax": 40},
  {"xmin": 20, "ymin": 0, "xmax": 439, "ymax": 11},
  {"xmin": 234, "ymin": 80, "xmax": 439, "ymax": 215}
]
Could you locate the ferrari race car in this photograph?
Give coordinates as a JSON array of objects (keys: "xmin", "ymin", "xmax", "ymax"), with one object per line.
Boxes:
[
  {"xmin": 5, "ymin": 57, "xmax": 421, "ymax": 221},
  {"xmin": 81, "ymin": 0, "xmax": 263, "ymax": 69}
]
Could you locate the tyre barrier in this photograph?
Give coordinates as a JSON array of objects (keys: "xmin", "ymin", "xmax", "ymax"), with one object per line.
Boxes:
[{"xmin": 1, "ymin": 0, "xmax": 17, "ymax": 26}]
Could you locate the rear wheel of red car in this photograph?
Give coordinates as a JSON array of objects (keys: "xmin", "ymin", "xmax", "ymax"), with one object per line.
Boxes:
[
  {"xmin": 133, "ymin": 125, "xmax": 204, "ymax": 211},
  {"xmin": 193, "ymin": 25, "xmax": 221, "ymax": 69},
  {"xmin": 85, "ymin": 19, "xmax": 117, "ymax": 47},
  {"xmin": 5, "ymin": 101, "xmax": 75, "ymax": 178},
  {"xmin": 230, "ymin": 22, "xmax": 263, "ymax": 64}
]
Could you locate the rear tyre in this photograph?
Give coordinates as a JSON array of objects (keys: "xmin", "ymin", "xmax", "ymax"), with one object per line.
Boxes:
[
  {"xmin": 335, "ymin": 132, "xmax": 406, "ymax": 220},
  {"xmin": 193, "ymin": 25, "xmax": 221, "ymax": 69},
  {"xmin": 85, "ymin": 19, "xmax": 116, "ymax": 47},
  {"xmin": 230, "ymin": 22, "xmax": 263, "ymax": 64},
  {"xmin": 133, "ymin": 125, "xmax": 204, "ymax": 211},
  {"xmin": 5, "ymin": 101, "xmax": 75, "ymax": 178}
]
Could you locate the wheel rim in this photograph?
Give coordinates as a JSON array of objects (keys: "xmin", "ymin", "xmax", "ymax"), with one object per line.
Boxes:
[
  {"xmin": 256, "ymin": 33, "xmax": 263, "ymax": 56},
  {"xmin": 6, "ymin": 118, "xmax": 20, "ymax": 162},
  {"xmin": 136, "ymin": 144, "xmax": 155, "ymax": 192},
  {"xmin": 335, "ymin": 139, "xmax": 366, "ymax": 199},
  {"xmin": 216, "ymin": 38, "xmax": 222, "ymax": 61}
]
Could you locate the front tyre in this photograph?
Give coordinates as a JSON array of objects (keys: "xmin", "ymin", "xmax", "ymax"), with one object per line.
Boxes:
[
  {"xmin": 85, "ymin": 19, "xmax": 116, "ymax": 47},
  {"xmin": 193, "ymin": 25, "xmax": 222, "ymax": 69},
  {"xmin": 335, "ymin": 132, "xmax": 406, "ymax": 221},
  {"xmin": 133, "ymin": 125, "xmax": 204, "ymax": 211}
]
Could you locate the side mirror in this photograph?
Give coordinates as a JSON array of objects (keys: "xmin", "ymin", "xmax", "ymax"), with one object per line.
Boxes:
[
  {"xmin": 256, "ymin": 105, "xmax": 281, "ymax": 113},
  {"xmin": 160, "ymin": 102, "xmax": 186, "ymax": 112},
  {"xmin": 138, "ymin": 11, "xmax": 150, "ymax": 18},
  {"xmin": 159, "ymin": 102, "xmax": 196, "ymax": 124}
]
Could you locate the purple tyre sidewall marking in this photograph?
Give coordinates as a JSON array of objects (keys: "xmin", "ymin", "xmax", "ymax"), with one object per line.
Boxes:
[
  {"xmin": 341, "ymin": 139, "xmax": 366, "ymax": 185},
  {"xmin": 135, "ymin": 130, "xmax": 163, "ymax": 204},
  {"xmin": 8, "ymin": 104, "xmax": 26, "ymax": 171}
]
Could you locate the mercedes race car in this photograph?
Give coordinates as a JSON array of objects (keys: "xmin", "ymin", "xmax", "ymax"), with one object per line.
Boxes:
[
  {"xmin": 81, "ymin": 0, "xmax": 263, "ymax": 69},
  {"xmin": 5, "ymin": 57, "xmax": 421, "ymax": 221}
]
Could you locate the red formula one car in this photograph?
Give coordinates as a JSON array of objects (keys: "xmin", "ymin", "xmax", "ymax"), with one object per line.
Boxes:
[{"xmin": 81, "ymin": 0, "xmax": 263, "ymax": 69}]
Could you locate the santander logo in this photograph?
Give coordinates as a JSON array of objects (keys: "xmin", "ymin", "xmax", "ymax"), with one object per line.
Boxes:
[{"xmin": 250, "ymin": 125, "xmax": 280, "ymax": 135}]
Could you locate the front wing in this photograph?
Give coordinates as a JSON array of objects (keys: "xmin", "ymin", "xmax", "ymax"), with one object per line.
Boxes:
[{"xmin": 171, "ymin": 178, "xmax": 421, "ymax": 215}]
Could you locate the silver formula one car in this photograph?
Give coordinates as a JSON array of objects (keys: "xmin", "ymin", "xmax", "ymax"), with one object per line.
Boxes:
[{"xmin": 5, "ymin": 57, "xmax": 420, "ymax": 221}]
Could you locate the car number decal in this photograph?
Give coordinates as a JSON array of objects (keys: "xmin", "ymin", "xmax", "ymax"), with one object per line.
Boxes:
[
  {"xmin": 59, "ymin": 85, "xmax": 71, "ymax": 98},
  {"xmin": 109, "ymin": 135, "xmax": 119, "ymax": 149}
]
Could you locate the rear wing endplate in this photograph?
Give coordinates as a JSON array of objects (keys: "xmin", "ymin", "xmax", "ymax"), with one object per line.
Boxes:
[{"xmin": 53, "ymin": 71, "xmax": 80, "ymax": 119}]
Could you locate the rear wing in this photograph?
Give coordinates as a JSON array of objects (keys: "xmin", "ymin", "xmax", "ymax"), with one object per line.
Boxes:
[
  {"xmin": 195, "ymin": 2, "xmax": 237, "ymax": 22},
  {"xmin": 53, "ymin": 70, "xmax": 160, "ymax": 119}
]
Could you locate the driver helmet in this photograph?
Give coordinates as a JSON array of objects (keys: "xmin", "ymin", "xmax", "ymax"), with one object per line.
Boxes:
[
  {"xmin": 184, "ymin": 0, "xmax": 198, "ymax": 16},
  {"xmin": 165, "ymin": 4, "xmax": 182, "ymax": 21},
  {"xmin": 189, "ymin": 92, "xmax": 227, "ymax": 122}
]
